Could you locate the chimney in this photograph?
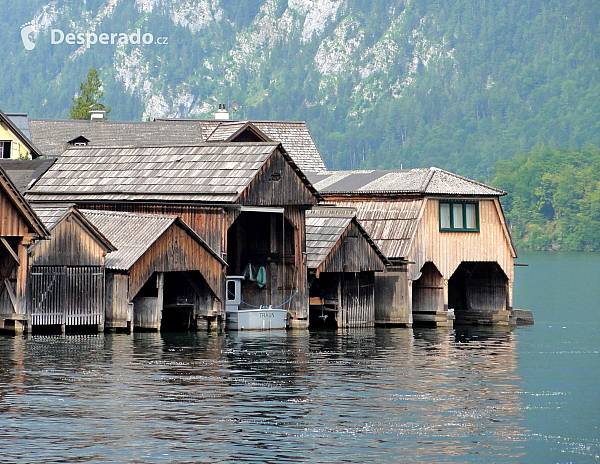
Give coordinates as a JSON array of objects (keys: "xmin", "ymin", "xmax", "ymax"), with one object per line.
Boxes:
[
  {"xmin": 89, "ymin": 110, "xmax": 106, "ymax": 121},
  {"xmin": 214, "ymin": 103, "xmax": 230, "ymax": 120}
]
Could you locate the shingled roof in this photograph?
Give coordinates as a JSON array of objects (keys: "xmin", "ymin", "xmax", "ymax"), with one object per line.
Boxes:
[
  {"xmin": 332, "ymin": 199, "xmax": 424, "ymax": 260},
  {"xmin": 25, "ymin": 142, "xmax": 318, "ymax": 203},
  {"xmin": 79, "ymin": 209, "xmax": 224, "ymax": 271},
  {"xmin": 305, "ymin": 207, "xmax": 389, "ymax": 270},
  {"xmin": 0, "ymin": 159, "xmax": 56, "ymax": 193},
  {"xmin": 307, "ymin": 168, "xmax": 505, "ymax": 196},
  {"xmin": 28, "ymin": 119, "xmax": 205, "ymax": 158},
  {"xmin": 157, "ymin": 118, "xmax": 328, "ymax": 173}
]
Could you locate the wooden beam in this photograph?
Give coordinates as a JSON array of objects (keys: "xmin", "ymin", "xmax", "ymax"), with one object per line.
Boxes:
[
  {"xmin": 4, "ymin": 280, "xmax": 17, "ymax": 310},
  {"xmin": 0, "ymin": 237, "xmax": 19, "ymax": 265}
]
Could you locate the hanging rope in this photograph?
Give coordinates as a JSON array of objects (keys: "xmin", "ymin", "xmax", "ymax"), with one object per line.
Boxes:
[{"xmin": 226, "ymin": 288, "xmax": 299, "ymax": 309}]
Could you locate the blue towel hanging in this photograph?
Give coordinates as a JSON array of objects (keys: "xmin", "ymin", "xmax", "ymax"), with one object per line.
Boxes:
[{"xmin": 256, "ymin": 266, "xmax": 267, "ymax": 288}]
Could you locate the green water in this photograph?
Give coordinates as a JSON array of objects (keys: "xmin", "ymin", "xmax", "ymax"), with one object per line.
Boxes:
[
  {"xmin": 514, "ymin": 252, "xmax": 600, "ymax": 462},
  {"xmin": 0, "ymin": 252, "xmax": 597, "ymax": 463}
]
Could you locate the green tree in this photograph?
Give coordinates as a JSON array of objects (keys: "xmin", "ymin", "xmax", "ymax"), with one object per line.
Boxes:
[{"xmin": 69, "ymin": 68, "xmax": 112, "ymax": 120}]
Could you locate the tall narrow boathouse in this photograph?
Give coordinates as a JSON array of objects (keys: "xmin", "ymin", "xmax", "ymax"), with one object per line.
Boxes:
[{"xmin": 26, "ymin": 142, "xmax": 320, "ymax": 329}]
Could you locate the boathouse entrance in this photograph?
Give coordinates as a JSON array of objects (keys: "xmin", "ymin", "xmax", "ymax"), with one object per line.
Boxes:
[
  {"xmin": 412, "ymin": 262, "xmax": 446, "ymax": 326},
  {"xmin": 448, "ymin": 262, "xmax": 510, "ymax": 324},
  {"xmin": 226, "ymin": 210, "xmax": 296, "ymax": 311},
  {"xmin": 132, "ymin": 270, "xmax": 219, "ymax": 331}
]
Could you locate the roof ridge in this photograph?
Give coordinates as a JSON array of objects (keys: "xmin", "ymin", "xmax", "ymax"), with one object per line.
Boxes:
[
  {"xmin": 79, "ymin": 209, "xmax": 178, "ymax": 220},
  {"xmin": 429, "ymin": 167, "xmax": 506, "ymax": 195}
]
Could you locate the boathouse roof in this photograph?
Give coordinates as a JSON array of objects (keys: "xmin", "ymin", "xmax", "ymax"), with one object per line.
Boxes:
[
  {"xmin": 306, "ymin": 168, "xmax": 506, "ymax": 197},
  {"xmin": 157, "ymin": 118, "xmax": 328, "ymax": 172},
  {"xmin": 25, "ymin": 142, "xmax": 320, "ymax": 204},
  {"xmin": 30, "ymin": 203, "xmax": 117, "ymax": 252},
  {"xmin": 79, "ymin": 209, "xmax": 224, "ymax": 271},
  {"xmin": 0, "ymin": 165, "xmax": 48, "ymax": 237},
  {"xmin": 28, "ymin": 119, "xmax": 206, "ymax": 158},
  {"xmin": 331, "ymin": 199, "xmax": 424, "ymax": 260},
  {"xmin": 28, "ymin": 118, "xmax": 328, "ymax": 173},
  {"xmin": 305, "ymin": 207, "xmax": 389, "ymax": 272},
  {"xmin": 0, "ymin": 159, "xmax": 56, "ymax": 193}
]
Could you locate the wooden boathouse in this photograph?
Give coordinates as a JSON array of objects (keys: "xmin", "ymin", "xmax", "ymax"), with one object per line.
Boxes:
[
  {"xmin": 308, "ymin": 168, "xmax": 517, "ymax": 327},
  {"xmin": 28, "ymin": 204, "xmax": 115, "ymax": 331},
  {"xmin": 80, "ymin": 209, "xmax": 226, "ymax": 332},
  {"xmin": 306, "ymin": 207, "xmax": 389, "ymax": 328},
  {"xmin": 25, "ymin": 142, "xmax": 321, "ymax": 329},
  {"xmin": 0, "ymin": 165, "xmax": 48, "ymax": 334}
]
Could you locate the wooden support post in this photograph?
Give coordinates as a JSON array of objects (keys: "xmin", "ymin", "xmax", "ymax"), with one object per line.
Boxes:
[{"xmin": 0, "ymin": 238, "xmax": 20, "ymax": 264}]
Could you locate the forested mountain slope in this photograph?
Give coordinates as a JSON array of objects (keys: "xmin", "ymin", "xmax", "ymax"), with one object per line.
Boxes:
[{"xmin": 1, "ymin": 0, "xmax": 598, "ymax": 178}]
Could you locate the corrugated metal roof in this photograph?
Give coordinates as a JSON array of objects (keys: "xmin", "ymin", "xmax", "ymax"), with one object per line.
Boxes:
[
  {"xmin": 79, "ymin": 209, "xmax": 180, "ymax": 270},
  {"xmin": 25, "ymin": 143, "xmax": 280, "ymax": 203},
  {"xmin": 307, "ymin": 167, "xmax": 505, "ymax": 196},
  {"xmin": 305, "ymin": 210, "xmax": 354, "ymax": 268},
  {"xmin": 28, "ymin": 119, "xmax": 205, "ymax": 158},
  {"xmin": 333, "ymin": 199, "xmax": 423, "ymax": 259}
]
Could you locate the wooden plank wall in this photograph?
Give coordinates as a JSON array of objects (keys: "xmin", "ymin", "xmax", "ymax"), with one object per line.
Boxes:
[
  {"xmin": 128, "ymin": 224, "xmax": 225, "ymax": 306},
  {"xmin": 343, "ymin": 272, "xmax": 375, "ymax": 328},
  {"xmin": 29, "ymin": 215, "xmax": 107, "ymax": 266},
  {"xmin": 105, "ymin": 272, "xmax": 130, "ymax": 329},
  {"xmin": 412, "ymin": 262, "xmax": 445, "ymax": 314},
  {"xmin": 239, "ymin": 150, "xmax": 317, "ymax": 207},
  {"xmin": 28, "ymin": 265, "xmax": 104, "ymax": 326},
  {"xmin": 320, "ymin": 221, "xmax": 386, "ymax": 274},
  {"xmin": 0, "ymin": 189, "xmax": 29, "ymax": 237},
  {"xmin": 409, "ymin": 198, "xmax": 515, "ymax": 283}
]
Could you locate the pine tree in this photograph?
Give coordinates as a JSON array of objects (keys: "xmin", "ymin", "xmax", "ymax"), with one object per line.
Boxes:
[{"xmin": 69, "ymin": 68, "xmax": 112, "ymax": 120}]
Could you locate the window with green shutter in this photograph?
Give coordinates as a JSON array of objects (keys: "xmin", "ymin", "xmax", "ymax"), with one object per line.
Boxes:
[{"xmin": 439, "ymin": 201, "xmax": 479, "ymax": 232}]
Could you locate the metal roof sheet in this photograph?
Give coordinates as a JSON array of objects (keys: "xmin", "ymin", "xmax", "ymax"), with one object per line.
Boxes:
[
  {"xmin": 307, "ymin": 168, "xmax": 505, "ymax": 196},
  {"xmin": 0, "ymin": 159, "xmax": 56, "ymax": 193},
  {"xmin": 332, "ymin": 199, "xmax": 423, "ymax": 259},
  {"xmin": 305, "ymin": 209, "xmax": 355, "ymax": 268},
  {"xmin": 79, "ymin": 209, "xmax": 180, "ymax": 270}
]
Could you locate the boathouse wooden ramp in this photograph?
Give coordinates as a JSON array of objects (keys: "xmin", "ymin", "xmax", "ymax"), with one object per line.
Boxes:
[
  {"xmin": 25, "ymin": 142, "xmax": 320, "ymax": 329},
  {"xmin": 308, "ymin": 168, "xmax": 518, "ymax": 327},
  {"xmin": 306, "ymin": 207, "xmax": 389, "ymax": 328},
  {"xmin": 0, "ymin": 166, "xmax": 48, "ymax": 334}
]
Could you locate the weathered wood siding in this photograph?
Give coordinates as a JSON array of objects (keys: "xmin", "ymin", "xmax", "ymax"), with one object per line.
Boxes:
[
  {"xmin": 29, "ymin": 215, "xmax": 107, "ymax": 266},
  {"xmin": 343, "ymin": 272, "xmax": 375, "ymax": 328},
  {"xmin": 105, "ymin": 272, "xmax": 130, "ymax": 329},
  {"xmin": 128, "ymin": 223, "xmax": 225, "ymax": 307},
  {"xmin": 412, "ymin": 262, "xmax": 445, "ymax": 314},
  {"xmin": 28, "ymin": 265, "xmax": 104, "ymax": 326},
  {"xmin": 0, "ymin": 189, "xmax": 29, "ymax": 237},
  {"xmin": 284, "ymin": 207, "xmax": 308, "ymax": 320},
  {"xmin": 239, "ymin": 150, "xmax": 317, "ymax": 207},
  {"xmin": 409, "ymin": 198, "xmax": 515, "ymax": 283},
  {"xmin": 374, "ymin": 265, "xmax": 411, "ymax": 325},
  {"xmin": 319, "ymin": 222, "xmax": 386, "ymax": 274}
]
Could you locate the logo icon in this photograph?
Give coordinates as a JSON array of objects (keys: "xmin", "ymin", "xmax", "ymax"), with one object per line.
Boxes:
[{"xmin": 21, "ymin": 22, "xmax": 36, "ymax": 51}]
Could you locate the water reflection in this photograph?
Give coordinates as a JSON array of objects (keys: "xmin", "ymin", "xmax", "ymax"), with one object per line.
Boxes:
[{"xmin": 0, "ymin": 329, "xmax": 529, "ymax": 463}]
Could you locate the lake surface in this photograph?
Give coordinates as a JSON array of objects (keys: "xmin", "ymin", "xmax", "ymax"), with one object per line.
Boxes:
[{"xmin": 0, "ymin": 252, "xmax": 598, "ymax": 463}]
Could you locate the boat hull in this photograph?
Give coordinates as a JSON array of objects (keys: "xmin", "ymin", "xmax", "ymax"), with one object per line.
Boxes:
[{"xmin": 226, "ymin": 308, "xmax": 288, "ymax": 330}]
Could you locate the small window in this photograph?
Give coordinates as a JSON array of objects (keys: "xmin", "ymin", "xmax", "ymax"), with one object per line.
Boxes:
[
  {"xmin": 439, "ymin": 201, "xmax": 479, "ymax": 232},
  {"xmin": 1, "ymin": 141, "xmax": 12, "ymax": 158}
]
